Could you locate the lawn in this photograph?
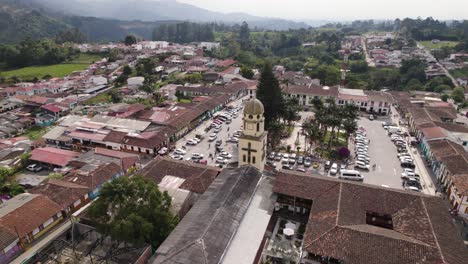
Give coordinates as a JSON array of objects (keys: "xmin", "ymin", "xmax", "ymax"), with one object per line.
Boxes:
[
  {"xmin": 0, "ymin": 53, "xmax": 102, "ymax": 81},
  {"xmin": 419, "ymin": 41, "xmax": 459, "ymax": 50}
]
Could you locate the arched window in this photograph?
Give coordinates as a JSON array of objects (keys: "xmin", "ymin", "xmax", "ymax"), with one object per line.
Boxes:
[
  {"xmin": 257, "ymin": 123, "xmax": 260, "ymax": 132},
  {"xmin": 249, "ymin": 115, "xmax": 253, "ymax": 119},
  {"xmin": 243, "ymin": 155, "xmax": 246, "ymax": 162},
  {"xmin": 252, "ymin": 156, "xmax": 256, "ymax": 164},
  {"xmin": 257, "ymin": 115, "xmax": 260, "ymax": 119}
]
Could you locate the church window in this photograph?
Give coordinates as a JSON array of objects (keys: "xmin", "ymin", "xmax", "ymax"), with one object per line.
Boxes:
[
  {"xmin": 253, "ymin": 156, "xmax": 256, "ymax": 164},
  {"xmin": 243, "ymin": 155, "xmax": 246, "ymax": 162},
  {"xmin": 249, "ymin": 115, "xmax": 253, "ymax": 119},
  {"xmin": 257, "ymin": 123, "xmax": 259, "ymax": 132}
]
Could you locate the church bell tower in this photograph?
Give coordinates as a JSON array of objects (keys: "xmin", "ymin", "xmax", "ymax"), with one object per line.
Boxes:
[{"xmin": 238, "ymin": 98, "xmax": 268, "ymax": 171}]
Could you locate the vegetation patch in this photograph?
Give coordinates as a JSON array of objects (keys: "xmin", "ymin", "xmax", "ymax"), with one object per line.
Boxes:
[
  {"xmin": 0, "ymin": 63, "xmax": 90, "ymax": 80},
  {"xmin": 419, "ymin": 41, "xmax": 459, "ymax": 50}
]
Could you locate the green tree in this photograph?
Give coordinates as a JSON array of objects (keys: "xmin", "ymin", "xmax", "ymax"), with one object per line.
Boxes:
[
  {"xmin": 240, "ymin": 66, "xmax": 254, "ymax": 79},
  {"xmin": 139, "ymin": 84, "xmax": 154, "ymax": 95},
  {"xmin": 434, "ymin": 84, "xmax": 451, "ymax": 93},
  {"xmin": 123, "ymin": 65, "xmax": 133, "ymax": 76},
  {"xmin": 124, "ymin": 35, "xmax": 137, "ymax": 46},
  {"xmin": 441, "ymin": 94, "xmax": 449, "ymax": 102},
  {"xmin": 239, "ymin": 21, "xmax": 250, "ymax": 49},
  {"xmin": 109, "ymin": 89, "xmax": 123, "ymax": 103},
  {"xmin": 88, "ymin": 175, "xmax": 178, "ymax": 248},
  {"xmin": 451, "ymin": 86, "xmax": 465, "ymax": 103},
  {"xmin": 183, "ymin": 73, "xmax": 202, "ymax": 84},
  {"xmin": 256, "ymin": 62, "xmax": 284, "ymax": 128}
]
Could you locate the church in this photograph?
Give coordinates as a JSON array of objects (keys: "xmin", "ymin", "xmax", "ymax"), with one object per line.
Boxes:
[{"xmin": 238, "ymin": 98, "xmax": 268, "ymax": 171}]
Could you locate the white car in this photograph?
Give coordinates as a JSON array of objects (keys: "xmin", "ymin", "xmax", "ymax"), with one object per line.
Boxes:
[
  {"xmin": 158, "ymin": 147, "xmax": 168, "ymax": 155},
  {"xmin": 208, "ymin": 133, "xmax": 217, "ymax": 142},
  {"xmin": 220, "ymin": 152, "xmax": 232, "ymax": 159},
  {"xmin": 192, "ymin": 137, "xmax": 201, "ymax": 143},
  {"xmin": 27, "ymin": 164, "xmax": 43, "ymax": 172},
  {"xmin": 186, "ymin": 139, "xmax": 197, "ymax": 145},
  {"xmin": 191, "ymin": 153, "xmax": 204, "ymax": 159},
  {"xmin": 354, "ymin": 161, "xmax": 370, "ymax": 170},
  {"xmin": 216, "ymin": 157, "xmax": 228, "ymax": 164},
  {"xmin": 174, "ymin": 148, "xmax": 187, "ymax": 155},
  {"xmin": 357, "ymin": 157, "xmax": 370, "ymax": 164},
  {"xmin": 282, "ymin": 157, "xmax": 289, "ymax": 164},
  {"xmin": 356, "ymin": 155, "xmax": 370, "ymax": 161},
  {"xmin": 214, "ymin": 127, "xmax": 222, "ymax": 133},
  {"xmin": 330, "ymin": 163, "xmax": 338, "ymax": 175},
  {"xmin": 170, "ymin": 154, "xmax": 184, "ymax": 160}
]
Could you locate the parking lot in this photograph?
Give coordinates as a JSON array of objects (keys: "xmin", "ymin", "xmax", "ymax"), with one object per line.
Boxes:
[
  {"xmin": 352, "ymin": 117, "xmax": 405, "ymax": 190},
  {"xmin": 168, "ymin": 98, "xmax": 246, "ymax": 167}
]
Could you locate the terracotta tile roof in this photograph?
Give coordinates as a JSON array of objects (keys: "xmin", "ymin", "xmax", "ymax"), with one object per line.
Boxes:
[
  {"xmin": 0, "ymin": 194, "xmax": 62, "ymax": 238},
  {"xmin": 139, "ymin": 157, "xmax": 220, "ymax": 194},
  {"xmin": 451, "ymin": 174, "xmax": 468, "ymax": 196},
  {"xmin": 63, "ymin": 163, "xmax": 122, "ymax": 190},
  {"xmin": 421, "ymin": 126, "xmax": 448, "ymax": 139},
  {"xmin": 216, "ymin": 59, "xmax": 236, "ymax": 68},
  {"xmin": 30, "ymin": 147, "xmax": 80, "ymax": 167},
  {"xmin": 30, "ymin": 179, "xmax": 89, "ymax": 209},
  {"xmin": 273, "ymin": 172, "xmax": 468, "ymax": 264},
  {"xmin": 282, "ymin": 84, "xmax": 339, "ymax": 97},
  {"xmin": 102, "ymin": 130, "xmax": 127, "ymax": 144},
  {"xmin": 0, "ymin": 226, "xmax": 17, "ymax": 250}
]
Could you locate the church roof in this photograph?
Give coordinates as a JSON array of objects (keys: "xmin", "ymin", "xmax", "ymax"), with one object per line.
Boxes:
[
  {"xmin": 150, "ymin": 166, "xmax": 262, "ymax": 264},
  {"xmin": 244, "ymin": 98, "xmax": 264, "ymax": 116}
]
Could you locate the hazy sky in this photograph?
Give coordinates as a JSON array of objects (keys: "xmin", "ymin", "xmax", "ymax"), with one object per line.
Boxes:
[{"xmin": 177, "ymin": 0, "xmax": 468, "ymax": 20}]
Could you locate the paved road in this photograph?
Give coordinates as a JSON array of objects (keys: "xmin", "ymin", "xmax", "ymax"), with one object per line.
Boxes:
[
  {"xmin": 417, "ymin": 42, "xmax": 458, "ymax": 87},
  {"xmin": 170, "ymin": 97, "xmax": 247, "ymax": 167}
]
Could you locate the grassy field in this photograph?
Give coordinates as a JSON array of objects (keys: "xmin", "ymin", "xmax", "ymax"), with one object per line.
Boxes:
[
  {"xmin": 23, "ymin": 126, "xmax": 51, "ymax": 141},
  {"xmin": 0, "ymin": 53, "xmax": 102, "ymax": 81},
  {"xmin": 419, "ymin": 41, "xmax": 459, "ymax": 49},
  {"xmin": 84, "ymin": 92, "xmax": 111, "ymax": 105}
]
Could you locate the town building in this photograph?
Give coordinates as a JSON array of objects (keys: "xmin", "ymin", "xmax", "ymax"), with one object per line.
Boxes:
[{"xmin": 238, "ymin": 98, "xmax": 267, "ymax": 171}]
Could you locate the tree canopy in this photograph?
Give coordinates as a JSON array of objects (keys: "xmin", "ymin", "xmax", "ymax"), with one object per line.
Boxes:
[
  {"xmin": 124, "ymin": 35, "xmax": 137, "ymax": 46},
  {"xmin": 88, "ymin": 175, "xmax": 178, "ymax": 249}
]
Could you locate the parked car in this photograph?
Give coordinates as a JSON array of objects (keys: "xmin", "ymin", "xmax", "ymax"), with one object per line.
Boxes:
[
  {"xmin": 27, "ymin": 164, "xmax": 43, "ymax": 172},
  {"xmin": 174, "ymin": 148, "xmax": 187, "ymax": 155},
  {"xmin": 214, "ymin": 127, "xmax": 222, "ymax": 133},
  {"xmin": 297, "ymin": 156, "xmax": 304, "ymax": 165},
  {"xmin": 282, "ymin": 164, "xmax": 293, "ymax": 170},
  {"xmin": 304, "ymin": 157, "xmax": 312, "ymax": 167},
  {"xmin": 369, "ymin": 114, "xmax": 375, "ymax": 120},
  {"xmin": 170, "ymin": 154, "xmax": 183, "ymax": 160},
  {"xmin": 330, "ymin": 163, "xmax": 338, "ymax": 175},
  {"xmin": 208, "ymin": 134, "xmax": 217, "ymax": 142},
  {"xmin": 325, "ymin": 160, "xmax": 331, "ymax": 170},
  {"xmin": 268, "ymin": 152, "xmax": 276, "ymax": 160},
  {"xmin": 339, "ymin": 170, "xmax": 364, "ymax": 181},
  {"xmin": 354, "ymin": 161, "xmax": 370, "ymax": 170},
  {"xmin": 401, "ymin": 162, "xmax": 416, "ymax": 169},
  {"xmin": 216, "ymin": 157, "xmax": 227, "ymax": 164},
  {"xmin": 296, "ymin": 166, "xmax": 306, "ymax": 173},
  {"xmin": 158, "ymin": 147, "xmax": 168, "ymax": 155},
  {"xmin": 191, "ymin": 153, "xmax": 204, "ymax": 160},
  {"xmin": 220, "ymin": 152, "xmax": 232, "ymax": 159},
  {"xmin": 275, "ymin": 153, "xmax": 283, "ymax": 161},
  {"xmin": 215, "ymin": 140, "xmax": 222, "ymax": 146}
]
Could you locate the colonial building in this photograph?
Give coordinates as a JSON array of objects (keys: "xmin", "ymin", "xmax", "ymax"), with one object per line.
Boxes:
[{"xmin": 238, "ymin": 98, "xmax": 267, "ymax": 171}]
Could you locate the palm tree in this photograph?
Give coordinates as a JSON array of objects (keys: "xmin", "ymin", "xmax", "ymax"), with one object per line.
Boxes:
[{"xmin": 302, "ymin": 119, "xmax": 321, "ymax": 153}]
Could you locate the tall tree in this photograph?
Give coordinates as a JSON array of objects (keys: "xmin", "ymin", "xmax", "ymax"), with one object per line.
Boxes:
[
  {"xmin": 256, "ymin": 62, "xmax": 284, "ymax": 128},
  {"xmin": 239, "ymin": 21, "xmax": 250, "ymax": 49},
  {"xmin": 88, "ymin": 176, "xmax": 178, "ymax": 249},
  {"xmin": 451, "ymin": 86, "xmax": 466, "ymax": 103},
  {"xmin": 240, "ymin": 66, "xmax": 254, "ymax": 79},
  {"xmin": 124, "ymin": 35, "xmax": 137, "ymax": 46}
]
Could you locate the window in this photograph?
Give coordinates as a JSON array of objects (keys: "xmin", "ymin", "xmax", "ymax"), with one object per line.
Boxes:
[
  {"xmin": 249, "ymin": 115, "xmax": 253, "ymax": 119},
  {"xmin": 243, "ymin": 155, "xmax": 246, "ymax": 162},
  {"xmin": 252, "ymin": 156, "xmax": 256, "ymax": 164},
  {"xmin": 257, "ymin": 123, "xmax": 260, "ymax": 132}
]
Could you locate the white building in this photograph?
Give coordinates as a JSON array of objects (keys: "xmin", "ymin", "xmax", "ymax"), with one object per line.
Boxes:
[
  {"xmin": 199, "ymin": 42, "xmax": 220, "ymax": 51},
  {"xmin": 127, "ymin": 77, "xmax": 145, "ymax": 89}
]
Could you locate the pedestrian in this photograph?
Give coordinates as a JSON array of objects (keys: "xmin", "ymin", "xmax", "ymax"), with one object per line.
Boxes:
[{"xmin": 208, "ymin": 143, "xmax": 210, "ymax": 148}]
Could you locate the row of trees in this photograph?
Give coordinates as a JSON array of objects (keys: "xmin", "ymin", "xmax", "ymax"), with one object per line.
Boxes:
[
  {"xmin": 152, "ymin": 22, "xmax": 215, "ymax": 43},
  {"xmin": 0, "ymin": 38, "xmax": 78, "ymax": 69},
  {"xmin": 302, "ymin": 98, "xmax": 359, "ymax": 153}
]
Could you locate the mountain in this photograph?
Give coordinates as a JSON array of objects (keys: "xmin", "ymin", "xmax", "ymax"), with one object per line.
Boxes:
[
  {"xmin": 0, "ymin": 0, "xmax": 179, "ymax": 43},
  {"xmin": 20, "ymin": 0, "xmax": 308, "ymax": 30}
]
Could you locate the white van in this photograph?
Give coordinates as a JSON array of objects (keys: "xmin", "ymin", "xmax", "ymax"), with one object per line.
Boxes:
[{"xmin": 339, "ymin": 170, "xmax": 364, "ymax": 181}]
